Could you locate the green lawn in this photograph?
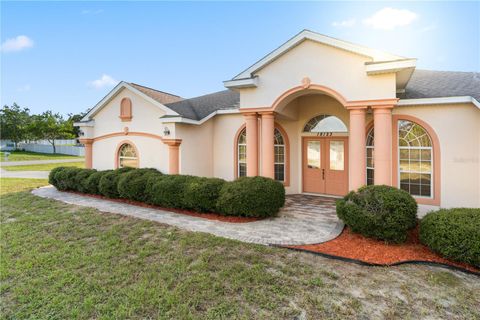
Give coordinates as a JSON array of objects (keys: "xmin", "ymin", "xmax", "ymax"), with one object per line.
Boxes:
[
  {"xmin": 0, "ymin": 151, "xmax": 83, "ymax": 162},
  {"xmin": 1, "ymin": 161, "xmax": 84, "ymax": 171},
  {"xmin": 1, "ymin": 178, "xmax": 479, "ymax": 319}
]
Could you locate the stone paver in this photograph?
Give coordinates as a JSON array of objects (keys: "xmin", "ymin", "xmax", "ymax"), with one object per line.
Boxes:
[
  {"xmin": 1, "ymin": 169, "xmax": 49, "ymax": 179},
  {"xmin": 0, "ymin": 158, "xmax": 83, "ymax": 166},
  {"xmin": 32, "ymin": 186, "xmax": 344, "ymax": 246}
]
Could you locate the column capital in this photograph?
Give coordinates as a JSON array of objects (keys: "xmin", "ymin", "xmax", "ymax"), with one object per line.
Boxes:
[
  {"xmin": 346, "ymin": 105, "xmax": 368, "ymax": 111},
  {"xmin": 371, "ymin": 104, "xmax": 395, "ymax": 110},
  {"xmin": 163, "ymin": 139, "xmax": 182, "ymax": 147},
  {"xmin": 258, "ymin": 111, "xmax": 275, "ymax": 117},
  {"xmin": 79, "ymin": 138, "xmax": 94, "ymax": 145}
]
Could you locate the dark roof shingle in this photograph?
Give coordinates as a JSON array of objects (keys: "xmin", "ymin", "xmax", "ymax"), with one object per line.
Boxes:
[
  {"xmin": 400, "ymin": 69, "xmax": 480, "ymax": 102},
  {"xmin": 129, "ymin": 83, "xmax": 183, "ymax": 104},
  {"xmin": 165, "ymin": 90, "xmax": 240, "ymax": 120}
]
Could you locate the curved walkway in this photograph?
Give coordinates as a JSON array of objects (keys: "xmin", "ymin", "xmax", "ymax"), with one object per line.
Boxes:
[{"xmin": 32, "ymin": 186, "xmax": 344, "ymax": 246}]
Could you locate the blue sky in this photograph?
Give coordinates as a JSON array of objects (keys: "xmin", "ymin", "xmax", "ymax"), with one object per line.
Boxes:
[{"xmin": 1, "ymin": 1, "xmax": 479, "ymax": 115}]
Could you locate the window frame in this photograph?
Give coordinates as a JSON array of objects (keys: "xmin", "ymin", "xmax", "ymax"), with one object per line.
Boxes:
[
  {"xmin": 116, "ymin": 141, "xmax": 139, "ymax": 168},
  {"xmin": 392, "ymin": 115, "xmax": 440, "ymax": 206}
]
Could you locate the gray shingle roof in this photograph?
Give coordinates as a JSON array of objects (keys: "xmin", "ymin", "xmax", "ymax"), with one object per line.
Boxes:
[
  {"xmin": 164, "ymin": 90, "xmax": 240, "ymax": 120},
  {"xmin": 400, "ymin": 69, "xmax": 480, "ymax": 102}
]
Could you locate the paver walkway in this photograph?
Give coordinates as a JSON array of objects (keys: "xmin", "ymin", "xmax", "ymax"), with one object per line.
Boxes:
[
  {"xmin": 0, "ymin": 158, "xmax": 82, "ymax": 166},
  {"xmin": 32, "ymin": 186, "xmax": 344, "ymax": 246}
]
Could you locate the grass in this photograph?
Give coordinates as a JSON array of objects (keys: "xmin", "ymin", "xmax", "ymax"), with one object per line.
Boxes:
[
  {"xmin": 0, "ymin": 151, "xmax": 83, "ymax": 162},
  {"xmin": 2, "ymin": 161, "xmax": 84, "ymax": 171},
  {"xmin": 1, "ymin": 178, "xmax": 479, "ymax": 319}
]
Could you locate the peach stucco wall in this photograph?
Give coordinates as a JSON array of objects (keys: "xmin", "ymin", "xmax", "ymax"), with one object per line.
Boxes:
[
  {"xmin": 89, "ymin": 88, "xmax": 173, "ymax": 172},
  {"xmin": 239, "ymin": 39, "xmax": 396, "ymax": 109},
  {"xmin": 393, "ymin": 103, "xmax": 480, "ymax": 208}
]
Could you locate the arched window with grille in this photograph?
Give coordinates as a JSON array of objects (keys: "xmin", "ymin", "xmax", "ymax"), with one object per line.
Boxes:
[
  {"xmin": 118, "ymin": 143, "xmax": 138, "ymax": 168},
  {"xmin": 398, "ymin": 120, "xmax": 433, "ymax": 197},
  {"xmin": 237, "ymin": 128, "xmax": 247, "ymax": 177},
  {"xmin": 303, "ymin": 114, "xmax": 348, "ymax": 133},
  {"xmin": 274, "ymin": 128, "xmax": 285, "ymax": 182},
  {"xmin": 366, "ymin": 127, "xmax": 374, "ymax": 185}
]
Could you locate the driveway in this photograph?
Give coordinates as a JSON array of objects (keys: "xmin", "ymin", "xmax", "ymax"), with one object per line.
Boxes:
[{"xmin": 32, "ymin": 186, "xmax": 344, "ymax": 246}]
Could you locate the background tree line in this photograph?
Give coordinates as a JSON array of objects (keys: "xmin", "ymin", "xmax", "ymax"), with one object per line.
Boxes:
[{"xmin": 0, "ymin": 103, "xmax": 86, "ymax": 153}]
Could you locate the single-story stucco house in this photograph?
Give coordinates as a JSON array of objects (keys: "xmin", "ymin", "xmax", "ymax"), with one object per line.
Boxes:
[{"xmin": 75, "ymin": 30, "xmax": 480, "ymax": 212}]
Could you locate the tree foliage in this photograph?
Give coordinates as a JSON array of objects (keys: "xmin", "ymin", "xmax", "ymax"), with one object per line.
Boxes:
[{"xmin": 0, "ymin": 103, "xmax": 32, "ymax": 147}]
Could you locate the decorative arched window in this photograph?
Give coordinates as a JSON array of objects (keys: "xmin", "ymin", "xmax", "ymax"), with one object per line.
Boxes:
[
  {"xmin": 236, "ymin": 126, "xmax": 288, "ymax": 183},
  {"xmin": 274, "ymin": 128, "xmax": 285, "ymax": 182},
  {"xmin": 120, "ymin": 98, "xmax": 132, "ymax": 121},
  {"xmin": 398, "ymin": 120, "xmax": 433, "ymax": 197},
  {"xmin": 303, "ymin": 115, "xmax": 348, "ymax": 133},
  {"xmin": 237, "ymin": 128, "xmax": 247, "ymax": 177},
  {"xmin": 366, "ymin": 127, "xmax": 374, "ymax": 185},
  {"xmin": 118, "ymin": 143, "xmax": 138, "ymax": 168}
]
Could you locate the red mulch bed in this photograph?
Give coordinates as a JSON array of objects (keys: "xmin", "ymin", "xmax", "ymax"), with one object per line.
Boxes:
[
  {"xmin": 287, "ymin": 227, "xmax": 479, "ymax": 274},
  {"xmin": 66, "ymin": 191, "xmax": 262, "ymax": 223}
]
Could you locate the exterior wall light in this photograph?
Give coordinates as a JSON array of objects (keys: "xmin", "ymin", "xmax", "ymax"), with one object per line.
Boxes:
[{"xmin": 163, "ymin": 127, "xmax": 170, "ymax": 136}]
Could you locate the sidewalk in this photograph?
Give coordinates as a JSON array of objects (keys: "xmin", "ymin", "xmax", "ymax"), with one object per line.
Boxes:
[{"xmin": 0, "ymin": 158, "xmax": 83, "ymax": 167}]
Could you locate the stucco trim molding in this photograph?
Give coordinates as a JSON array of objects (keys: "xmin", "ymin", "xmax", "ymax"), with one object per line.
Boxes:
[
  {"xmin": 92, "ymin": 131, "xmax": 170, "ymax": 144},
  {"xmin": 398, "ymin": 96, "xmax": 480, "ymax": 110}
]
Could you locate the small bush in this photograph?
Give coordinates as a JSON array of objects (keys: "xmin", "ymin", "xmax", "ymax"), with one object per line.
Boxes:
[
  {"xmin": 84, "ymin": 170, "xmax": 110, "ymax": 195},
  {"xmin": 336, "ymin": 185, "xmax": 418, "ymax": 243},
  {"xmin": 98, "ymin": 167, "xmax": 135, "ymax": 198},
  {"xmin": 117, "ymin": 168, "xmax": 162, "ymax": 202},
  {"xmin": 53, "ymin": 167, "xmax": 84, "ymax": 191},
  {"xmin": 183, "ymin": 177, "xmax": 226, "ymax": 212},
  {"xmin": 420, "ymin": 208, "xmax": 480, "ymax": 267},
  {"xmin": 74, "ymin": 169, "xmax": 97, "ymax": 193},
  {"xmin": 147, "ymin": 175, "xmax": 195, "ymax": 209},
  {"xmin": 49, "ymin": 166, "xmax": 67, "ymax": 187},
  {"xmin": 216, "ymin": 177, "xmax": 285, "ymax": 218}
]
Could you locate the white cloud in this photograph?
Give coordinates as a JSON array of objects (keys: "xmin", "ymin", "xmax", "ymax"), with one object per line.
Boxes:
[
  {"xmin": 17, "ymin": 84, "xmax": 31, "ymax": 92},
  {"xmin": 0, "ymin": 35, "xmax": 34, "ymax": 53},
  {"xmin": 88, "ymin": 74, "xmax": 118, "ymax": 89},
  {"xmin": 332, "ymin": 19, "xmax": 356, "ymax": 28},
  {"xmin": 363, "ymin": 8, "xmax": 417, "ymax": 30}
]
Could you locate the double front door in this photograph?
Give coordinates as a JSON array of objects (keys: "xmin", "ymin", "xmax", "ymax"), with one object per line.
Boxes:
[{"xmin": 302, "ymin": 137, "xmax": 348, "ymax": 196}]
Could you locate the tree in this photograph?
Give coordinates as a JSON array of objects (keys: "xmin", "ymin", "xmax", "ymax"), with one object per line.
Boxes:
[
  {"xmin": 30, "ymin": 111, "xmax": 74, "ymax": 153},
  {"xmin": 66, "ymin": 111, "xmax": 87, "ymax": 138},
  {"xmin": 0, "ymin": 103, "xmax": 31, "ymax": 149}
]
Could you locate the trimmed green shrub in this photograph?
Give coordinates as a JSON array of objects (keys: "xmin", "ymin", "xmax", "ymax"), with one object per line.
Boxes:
[
  {"xmin": 183, "ymin": 177, "xmax": 226, "ymax": 212},
  {"xmin": 420, "ymin": 208, "xmax": 480, "ymax": 267},
  {"xmin": 98, "ymin": 167, "xmax": 135, "ymax": 198},
  {"xmin": 53, "ymin": 167, "xmax": 84, "ymax": 191},
  {"xmin": 117, "ymin": 168, "xmax": 162, "ymax": 202},
  {"xmin": 74, "ymin": 169, "xmax": 97, "ymax": 193},
  {"xmin": 216, "ymin": 177, "xmax": 285, "ymax": 218},
  {"xmin": 336, "ymin": 185, "xmax": 418, "ymax": 243},
  {"xmin": 83, "ymin": 170, "xmax": 111, "ymax": 195},
  {"xmin": 49, "ymin": 166, "xmax": 67, "ymax": 187},
  {"xmin": 147, "ymin": 175, "xmax": 195, "ymax": 209}
]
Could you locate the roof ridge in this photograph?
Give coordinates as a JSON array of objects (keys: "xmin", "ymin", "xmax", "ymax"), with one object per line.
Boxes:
[{"xmin": 129, "ymin": 82, "xmax": 183, "ymax": 98}]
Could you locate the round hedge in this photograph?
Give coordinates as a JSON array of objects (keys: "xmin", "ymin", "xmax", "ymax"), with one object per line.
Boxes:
[
  {"xmin": 336, "ymin": 185, "xmax": 418, "ymax": 243},
  {"xmin": 147, "ymin": 175, "xmax": 194, "ymax": 209},
  {"xmin": 98, "ymin": 167, "xmax": 135, "ymax": 198},
  {"xmin": 83, "ymin": 170, "xmax": 110, "ymax": 195},
  {"xmin": 216, "ymin": 177, "xmax": 285, "ymax": 218},
  {"xmin": 183, "ymin": 177, "xmax": 226, "ymax": 213},
  {"xmin": 52, "ymin": 167, "xmax": 84, "ymax": 191},
  {"xmin": 49, "ymin": 166, "xmax": 66, "ymax": 187},
  {"xmin": 74, "ymin": 169, "xmax": 97, "ymax": 193},
  {"xmin": 420, "ymin": 208, "xmax": 480, "ymax": 267},
  {"xmin": 117, "ymin": 168, "xmax": 162, "ymax": 202}
]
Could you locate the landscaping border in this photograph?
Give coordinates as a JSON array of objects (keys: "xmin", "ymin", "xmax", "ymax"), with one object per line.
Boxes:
[{"xmin": 277, "ymin": 245, "xmax": 480, "ymax": 276}]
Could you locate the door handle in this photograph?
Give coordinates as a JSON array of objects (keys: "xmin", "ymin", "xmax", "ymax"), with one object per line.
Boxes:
[{"xmin": 322, "ymin": 169, "xmax": 325, "ymax": 180}]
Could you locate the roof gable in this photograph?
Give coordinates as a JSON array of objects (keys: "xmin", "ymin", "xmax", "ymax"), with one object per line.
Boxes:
[
  {"xmin": 228, "ymin": 29, "xmax": 406, "ymax": 82},
  {"xmin": 82, "ymin": 82, "xmax": 182, "ymax": 121}
]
